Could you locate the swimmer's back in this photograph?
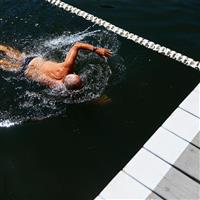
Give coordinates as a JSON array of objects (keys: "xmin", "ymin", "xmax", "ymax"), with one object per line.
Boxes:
[{"xmin": 25, "ymin": 57, "xmax": 68, "ymax": 87}]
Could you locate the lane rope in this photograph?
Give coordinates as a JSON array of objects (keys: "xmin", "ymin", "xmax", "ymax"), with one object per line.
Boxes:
[{"xmin": 45, "ymin": 0, "xmax": 200, "ymax": 70}]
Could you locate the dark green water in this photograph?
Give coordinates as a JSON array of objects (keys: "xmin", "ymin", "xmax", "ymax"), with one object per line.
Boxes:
[{"xmin": 0, "ymin": 0, "xmax": 199, "ymax": 199}]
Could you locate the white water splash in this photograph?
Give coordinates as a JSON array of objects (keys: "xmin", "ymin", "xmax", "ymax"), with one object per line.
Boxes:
[
  {"xmin": 0, "ymin": 27, "xmax": 125, "ymax": 127},
  {"xmin": 0, "ymin": 119, "xmax": 20, "ymax": 128},
  {"xmin": 43, "ymin": 29, "xmax": 101, "ymax": 50}
]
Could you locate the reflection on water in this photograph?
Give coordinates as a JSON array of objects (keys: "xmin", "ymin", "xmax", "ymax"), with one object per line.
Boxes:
[{"xmin": 0, "ymin": 27, "xmax": 125, "ymax": 127}]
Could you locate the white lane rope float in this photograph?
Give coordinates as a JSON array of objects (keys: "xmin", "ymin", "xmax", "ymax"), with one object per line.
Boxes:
[{"xmin": 45, "ymin": 0, "xmax": 200, "ymax": 71}]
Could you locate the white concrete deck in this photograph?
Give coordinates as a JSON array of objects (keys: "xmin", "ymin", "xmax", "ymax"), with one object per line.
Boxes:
[{"xmin": 95, "ymin": 83, "xmax": 200, "ymax": 200}]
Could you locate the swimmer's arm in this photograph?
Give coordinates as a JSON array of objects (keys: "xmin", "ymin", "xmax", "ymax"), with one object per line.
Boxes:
[
  {"xmin": 74, "ymin": 42, "xmax": 94, "ymax": 52},
  {"xmin": 74, "ymin": 42, "xmax": 112, "ymax": 58},
  {"xmin": 63, "ymin": 42, "xmax": 112, "ymax": 73}
]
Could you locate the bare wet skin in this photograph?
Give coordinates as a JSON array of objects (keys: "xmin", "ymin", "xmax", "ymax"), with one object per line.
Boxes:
[{"xmin": 25, "ymin": 58, "xmax": 65, "ymax": 88}]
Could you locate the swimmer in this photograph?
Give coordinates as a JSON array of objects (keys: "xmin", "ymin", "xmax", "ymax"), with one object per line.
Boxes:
[{"xmin": 0, "ymin": 42, "xmax": 112, "ymax": 89}]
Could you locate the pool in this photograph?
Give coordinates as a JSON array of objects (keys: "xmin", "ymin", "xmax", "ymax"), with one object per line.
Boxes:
[{"xmin": 0, "ymin": 0, "xmax": 199, "ymax": 199}]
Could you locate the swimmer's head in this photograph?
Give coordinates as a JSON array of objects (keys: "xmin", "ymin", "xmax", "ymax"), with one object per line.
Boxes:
[{"xmin": 64, "ymin": 74, "xmax": 83, "ymax": 90}]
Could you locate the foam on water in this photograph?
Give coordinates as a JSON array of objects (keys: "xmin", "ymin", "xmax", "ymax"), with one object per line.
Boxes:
[
  {"xmin": 43, "ymin": 28, "xmax": 101, "ymax": 50},
  {"xmin": 0, "ymin": 27, "xmax": 125, "ymax": 127},
  {"xmin": 0, "ymin": 120, "xmax": 17, "ymax": 128}
]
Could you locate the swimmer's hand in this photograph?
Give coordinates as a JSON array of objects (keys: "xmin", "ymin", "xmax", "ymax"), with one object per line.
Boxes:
[{"xmin": 95, "ymin": 48, "xmax": 112, "ymax": 58}]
